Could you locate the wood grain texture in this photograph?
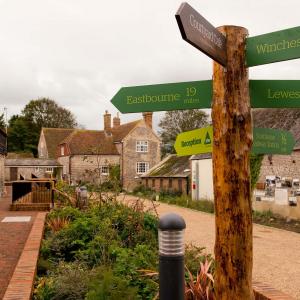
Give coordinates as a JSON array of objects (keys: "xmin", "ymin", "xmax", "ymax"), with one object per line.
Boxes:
[{"xmin": 212, "ymin": 26, "xmax": 254, "ymax": 299}]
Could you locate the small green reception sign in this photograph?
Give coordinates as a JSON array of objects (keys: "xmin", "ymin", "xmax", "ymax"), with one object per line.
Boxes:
[
  {"xmin": 246, "ymin": 26, "xmax": 300, "ymax": 67},
  {"xmin": 174, "ymin": 126, "xmax": 213, "ymax": 156},
  {"xmin": 250, "ymin": 80, "xmax": 300, "ymax": 108},
  {"xmin": 111, "ymin": 80, "xmax": 212, "ymax": 113},
  {"xmin": 175, "ymin": 127, "xmax": 295, "ymax": 156}
]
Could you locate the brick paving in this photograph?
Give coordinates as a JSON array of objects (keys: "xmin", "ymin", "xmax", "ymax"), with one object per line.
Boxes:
[
  {"xmin": 120, "ymin": 195, "xmax": 300, "ymax": 299},
  {"xmin": 0, "ymin": 188, "xmax": 38, "ymax": 299}
]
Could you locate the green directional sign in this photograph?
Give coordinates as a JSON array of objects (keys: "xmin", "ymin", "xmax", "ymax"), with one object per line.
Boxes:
[
  {"xmin": 246, "ymin": 26, "xmax": 300, "ymax": 67},
  {"xmin": 111, "ymin": 80, "xmax": 212, "ymax": 113},
  {"xmin": 175, "ymin": 127, "xmax": 295, "ymax": 156},
  {"xmin": 250, "ymin": 80, "xmax": 300, "ymax": 108},
  {"xmin": 174, "ymin": 126, "xmax": 213, "ymax": 156},
  {"xmin": 252, "ymin": 128, "xmax": 295, "ymax": 155}
]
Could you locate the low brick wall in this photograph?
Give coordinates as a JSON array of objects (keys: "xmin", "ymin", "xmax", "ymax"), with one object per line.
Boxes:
[
  {"xmin": 253, "ymin": 281, "xmax": 295, "ymax": 300},
  {"xmin": 3, "ymin": 212, "xmax": 46, "ymax": 300}
]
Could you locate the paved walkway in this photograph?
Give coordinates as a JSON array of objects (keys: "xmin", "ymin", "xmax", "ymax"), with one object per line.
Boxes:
[
  {"xmin": 0, "ymin": 188, "xmax": 38, "ymax": 299},
  {"xmin": 120, "ymin": 195, "xmax": 300, "ymax": 299}
]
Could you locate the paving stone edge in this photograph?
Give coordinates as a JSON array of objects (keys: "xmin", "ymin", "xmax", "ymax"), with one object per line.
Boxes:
[{"xmin": 2, "ymin": 212, "xmax": 46, "ymax": 300}]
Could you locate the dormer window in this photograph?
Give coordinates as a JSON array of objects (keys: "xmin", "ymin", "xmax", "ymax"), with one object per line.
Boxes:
[
  {"xmin": 61, "ymin": 146, "xmax": 64, "ymax": 156},
  {"xmin": 136, "ymin": 141, "xmax": 148, "ymax": 152}
]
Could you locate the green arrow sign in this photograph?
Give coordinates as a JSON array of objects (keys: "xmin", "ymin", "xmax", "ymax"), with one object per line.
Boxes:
[
  {"xmin": 250, "ymin": 80, "xmax": 300, "ymax": 108},
  {"xmin": 246, "ymin": 26, "xmax": 300, "ymax": 67},
  {"xmin": 174, "ymin": 126, "xmax": 213, "ymax": 156},
  {"xmin": 175, "ymin": 127, "xmax": 295, "ymax": 156},
  {"xmin": 111, "ymin": 80, "xmax": 212, "ymax": 113},
  {"xmin": 112, "ymin": 79, "xmax": 300, "ymax": 112},
  {"xmin": 252, "ymin": 128, "xmax": 295, "ymax": 155}
]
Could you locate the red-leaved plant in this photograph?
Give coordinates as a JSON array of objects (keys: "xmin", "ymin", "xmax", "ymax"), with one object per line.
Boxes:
[{"xmin": 185, "ymin": 258, "xmax": 215, "ymax": 300}]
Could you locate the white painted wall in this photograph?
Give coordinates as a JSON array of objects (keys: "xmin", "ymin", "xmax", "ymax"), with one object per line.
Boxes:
[{"xmin": 191, "ymin": 158, "xmax": 214, "ymax": 201}]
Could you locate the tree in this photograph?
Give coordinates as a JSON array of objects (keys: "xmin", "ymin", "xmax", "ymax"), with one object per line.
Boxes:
[
  {"xmin": 158, "ymin": 109, "xmax": 209, "ymax": 156},
  {"xmin": 0, "ymin": 113, "xmax": 5, "ymax": 130},
  {"xmin": 7, "ymin": 115, "xmax": 37, "ymax": 154},
  {"xmin": 8, "ymin": 98, "xmax": 77, "ymax": 156},
  {"xmin": 22, "ymin": 98, "xmax": 77, "ymax": 129}
]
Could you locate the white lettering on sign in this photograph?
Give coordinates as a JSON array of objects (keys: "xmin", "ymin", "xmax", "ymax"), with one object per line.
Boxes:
[{"xmin": 189, "ymin": 14, "xmax": 222, "ymax": 49}]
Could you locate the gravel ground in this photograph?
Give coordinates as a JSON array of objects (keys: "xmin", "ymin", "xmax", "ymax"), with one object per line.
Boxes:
[{"xmin": 119, "ymin": 194, "xmax": 300, "ymax": 299}]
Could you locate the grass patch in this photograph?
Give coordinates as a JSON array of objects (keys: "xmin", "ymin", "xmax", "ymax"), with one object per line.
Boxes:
[{"xmin": 131, "ymin": 188, "xmax": 300, "ymax": 234}]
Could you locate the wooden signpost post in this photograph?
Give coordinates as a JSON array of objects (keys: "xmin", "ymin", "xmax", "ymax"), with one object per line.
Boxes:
[{"xmin": 110, "ymin": 2, "xmax": 300, "ymax": 298}]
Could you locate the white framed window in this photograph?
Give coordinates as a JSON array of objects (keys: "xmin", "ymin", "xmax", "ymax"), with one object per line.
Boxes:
[
  {"xmin": 100, "ymin": 165, "xmax": 109, "ymax": 175},
  {"xmin": 61, "ymin": 146, "xmax": 64, "ymax": 156},
  {"xmin": 136, "ymin": 141, "xmax": 148, "ymax": 153},
  {"xmin": 46, "ymin": 167, "xmax": 53, "ymax": 173},
  {"xmin": 136, "ymin": 162, "xmax": 149, "ymax": 174}
]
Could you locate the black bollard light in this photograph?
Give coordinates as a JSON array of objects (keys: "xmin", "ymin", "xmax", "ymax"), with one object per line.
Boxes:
[{"xmin": 158, "ymin": 213, "xmax": 186, "ymax": 300}]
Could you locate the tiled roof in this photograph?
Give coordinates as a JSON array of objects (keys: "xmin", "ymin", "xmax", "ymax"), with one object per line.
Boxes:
[
  {"xmin": 60, "ymin": 130, "xmax": 119, "ymax": 155},
  {"xmin": 43, "ymin": 128, "xmax": 74, "ymax": 158},
  {"xmin": 7, "ymin": 152, "xmax": 34, "ymax": 159},
  {"xmin": 43, "ymin": 119, "xmax": 141, "ymax": 156},
  {"xmin": 5, "ymin": 158, "xmax": 61, "ymax": 167},
  {"xmin": 111, "ymin": 120, "xmax": 141, "ymax": 142},
  {"xmin": 142, "ymin": 154, "xmax": 191, "ymax": 178}
]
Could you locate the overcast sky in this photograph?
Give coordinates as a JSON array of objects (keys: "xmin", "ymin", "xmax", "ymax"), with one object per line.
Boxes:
[{"xmin": 1, "ymin": 0, "xmax": 300, "ymax": 132}]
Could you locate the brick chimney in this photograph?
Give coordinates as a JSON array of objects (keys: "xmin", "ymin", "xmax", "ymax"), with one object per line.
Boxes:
[
  {"xmin": 113, "ymin": 112, "xmax": 121, "ymax": 128},
  {"xmin": 143, "ymin": 112, "xmax": 153, "ymax": 129},
  {"xmin": 103, "ymin": 110, "xmax": 111, "ymax": 132}
]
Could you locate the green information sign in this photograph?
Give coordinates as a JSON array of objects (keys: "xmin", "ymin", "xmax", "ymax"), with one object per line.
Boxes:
[
  {"xmin": 174, "ymin": 126, "xmax": 213, "ymax": 156},
  {"xmin": 250, "ymin": 80, "xmax": 300, "ymax": 108},
  {"xmin": 112, "ymin": 79, "xmax": 300, "ymax": 112},
  {"xmin": 175, "ymin": 127, "xmax": 295, "ymax": 156},
  {"xmin": 252, "ymin": 128, "xmax": 295, "ymax": 155},
  {"xmin": 111, "ymin": 80, "xmax": 212, "ymax": 113},
  {"xmin": 246, "ymin": 26, "xmax": 300, "ymax": 67}
]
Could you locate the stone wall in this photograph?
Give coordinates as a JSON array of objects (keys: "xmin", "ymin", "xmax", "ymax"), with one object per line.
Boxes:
[
  {"xmin": 258, "ymin": 150, "xmax": 300, "ymax": 182},
  {"xmin": 142, "ymin": 177, "xmax": 189, "ymax": 195},
  {"xmin": 0, "ymin": 155, "xmax": 4, "ymax": 196},
  {"xmin": 122, "ymin": 123, "xmax": 160, "ymax": 191},
  {"xmin": 68, "ymin": 154, "xmax": 120, "ymax": 184},
  {"xmin": 57, "ymin": 156, "xmax": 70, "ymax": 182}
]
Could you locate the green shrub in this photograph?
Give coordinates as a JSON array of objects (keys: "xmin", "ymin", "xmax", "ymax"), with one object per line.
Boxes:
[
  {"xmin": 159, "ymin": 194, "xmax": 215, "ymax": 214},
  {"xmin": 86, "ymin": 267, "xmax": 138, "ymax": 300},
  {"xmin": 34, "ymin": 262, "xmax": 89, "ymax": 300},
  {"xmin": 132, "ymin": 184, "xmax": 154, "ymax": 197},
  {"xmin": 113, "ymin": 245, "xmax": 158, "ymax": 300}
]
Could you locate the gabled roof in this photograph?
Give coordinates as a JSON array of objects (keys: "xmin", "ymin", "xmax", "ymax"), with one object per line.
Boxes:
[
  {"xmin": 60, "ymin": 130, "xmax": 119, "ymax": 155},
  {"xmin": 5, "ymin": 158, "xmax": 61, "ymax": 167},
  {"xmin": 142, "ymin": 154, "xmax": 191, "ymax": 178},
  {"xmin": 42, "ymin": 128, "xmax": 74, "ymax": 158},
  {"xmin": 111, "ymin": 120, "xmax": 141, "ymax": 142}
]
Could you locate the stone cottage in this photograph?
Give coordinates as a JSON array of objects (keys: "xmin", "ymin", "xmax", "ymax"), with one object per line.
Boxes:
[
  {"xmin": 5, "ymin": 158, "xmax": 62, "ymax": 181},
  {"xmin": 38, "ymin": 112, "xmax": 161, "ymax": 190},
  {"xmin": 0, "ymin": 128, "xmax": 7, "ymax": 196},
  {"xmin": 141, "ymin": 154, "xmax": 191, "ymax": 195}
]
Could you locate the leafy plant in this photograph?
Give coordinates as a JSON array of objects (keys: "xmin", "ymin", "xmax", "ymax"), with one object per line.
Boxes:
[
  {"xmin": 185, "ymin": 258, "xmax": 215, "ymax": 300},
  {"xmin": 46, "ymin": 216, "xmax": 70, "ymax": 232},
  {"xmin": 86, "ymin": 267, "xmax": 138, "ymax": 300}
]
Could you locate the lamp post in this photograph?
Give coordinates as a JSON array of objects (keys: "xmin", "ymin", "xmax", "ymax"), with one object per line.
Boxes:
[{"xmin": 158, "ymin": 213, "xmax": 186, "ymax": 300}]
